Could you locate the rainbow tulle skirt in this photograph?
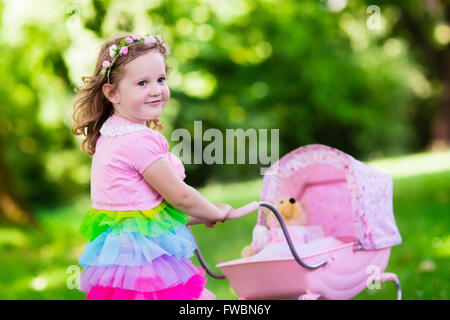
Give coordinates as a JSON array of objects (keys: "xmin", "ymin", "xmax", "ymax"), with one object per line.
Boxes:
[{"xmin": 77, "ymin": 200, "xmax": 215, "ymax": 300}]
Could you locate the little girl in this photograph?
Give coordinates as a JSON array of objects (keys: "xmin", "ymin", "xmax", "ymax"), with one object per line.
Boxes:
[{"xmin": 72, "ymin": 33, "xmax": 232, "ymax": 300}]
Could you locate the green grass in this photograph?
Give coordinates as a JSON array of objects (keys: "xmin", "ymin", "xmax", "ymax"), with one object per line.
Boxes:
[{"xmin": 0, "ymin": 154, "xmax": 449, "ymax": 300}]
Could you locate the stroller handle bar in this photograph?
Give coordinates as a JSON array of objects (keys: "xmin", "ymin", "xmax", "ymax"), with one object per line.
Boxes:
[
  {"xmin": 189, "ymin": 201, "xmax": 328, "ymax": 280},
  {"xmin": 224, "ymin": 201, "xmax": 260, "ymax": 220}
]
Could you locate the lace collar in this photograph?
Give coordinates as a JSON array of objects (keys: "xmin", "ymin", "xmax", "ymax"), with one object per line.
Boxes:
[{"xmin": 100, "ymin": 114, "xmax": 149, "ymax": 137}]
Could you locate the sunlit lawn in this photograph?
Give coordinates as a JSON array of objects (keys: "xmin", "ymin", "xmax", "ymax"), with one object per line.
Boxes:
[{"xmin": 0, "ymin": 151, "xmax": 449, "ymax": 300}]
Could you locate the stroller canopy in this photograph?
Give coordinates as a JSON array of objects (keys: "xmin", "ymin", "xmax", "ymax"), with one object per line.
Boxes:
[{"xmin": 259, "ymin": 144, "xmax": 402, "ymax": 250}]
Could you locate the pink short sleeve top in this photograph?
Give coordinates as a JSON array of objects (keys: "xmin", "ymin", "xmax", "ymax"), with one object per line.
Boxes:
[{"xmin": 90, "ymin": 114, "xmax": 186, "ymax": 211}]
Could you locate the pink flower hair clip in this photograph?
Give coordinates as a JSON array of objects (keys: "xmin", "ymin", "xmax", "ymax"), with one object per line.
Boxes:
[{"xmin": 99, "ymin": 33, "xmax": 170, "ymax": 83}]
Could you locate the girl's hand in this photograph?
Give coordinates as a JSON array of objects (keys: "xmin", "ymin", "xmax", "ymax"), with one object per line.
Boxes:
[
  {"xmin": 205, "ymin": 221, "xmax": 216, "ymax": 228},
  {"xmin": 204, "ymin": 203, "xmax": 232, "ymax": 228},
  {"xmin": 215, "ymin": 203, "xmax": 233, "ymax": 221},
  {"xmin": 186, "ymin": 203, "xmax": 232, "ymax": 227}
]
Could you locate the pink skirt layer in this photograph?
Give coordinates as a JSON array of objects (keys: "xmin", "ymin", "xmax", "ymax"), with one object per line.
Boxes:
[{"xmin": 85, "ymin": 266, "xmax": 210, "ymax": 300}]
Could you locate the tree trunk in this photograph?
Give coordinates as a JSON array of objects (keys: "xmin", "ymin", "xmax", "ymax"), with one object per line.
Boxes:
[
  {"xmin": 430, "ymin": 50, "xmax": 450, "ymax": 150},
  {"xmin": 398, "ymin": 7, "xmax": 450, "ymax": 150},
  {"xmin": 0, "ymin": 145, "xmax": 39, "ymax": 227}
]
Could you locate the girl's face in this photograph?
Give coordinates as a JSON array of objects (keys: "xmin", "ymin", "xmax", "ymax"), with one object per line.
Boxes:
[{"xmin": 108, "ymin": 50, "xmax": 170, "ymax": 125}]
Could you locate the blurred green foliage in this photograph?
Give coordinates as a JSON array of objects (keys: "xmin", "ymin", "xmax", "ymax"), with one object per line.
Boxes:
[{"xmin": 0, "ymin": 0, "xmax": 445, "ymax": 209}]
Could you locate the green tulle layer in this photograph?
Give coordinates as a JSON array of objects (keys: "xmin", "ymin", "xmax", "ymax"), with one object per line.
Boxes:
[{"xmin": 78, "ymin": 201, "xmax": 190, "ymax": 241}]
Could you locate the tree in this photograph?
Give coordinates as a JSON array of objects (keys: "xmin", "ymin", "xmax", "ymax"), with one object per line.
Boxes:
[{"xmin": 371, "ymin": 0, "xmax": 450, "ymax": 149}]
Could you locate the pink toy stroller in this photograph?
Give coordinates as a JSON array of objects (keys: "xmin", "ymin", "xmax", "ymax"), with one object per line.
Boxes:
[{"xmin": 192, "ymin": 144, "xmax": 402, "ymax": 300}]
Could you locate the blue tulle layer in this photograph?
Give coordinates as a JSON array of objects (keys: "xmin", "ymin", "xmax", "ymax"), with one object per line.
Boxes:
[{"xmin": 79, "ymin": 224, "xmax": 197, "ymax": 268}]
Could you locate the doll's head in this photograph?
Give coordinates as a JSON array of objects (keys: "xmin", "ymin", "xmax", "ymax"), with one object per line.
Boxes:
[{"xmin": 72, "ymin": 34, "xmax": 171, "ymax": 155}]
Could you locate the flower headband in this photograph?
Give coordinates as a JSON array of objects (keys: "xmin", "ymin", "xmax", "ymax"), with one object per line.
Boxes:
[{"xmin": 100, "ymin": 33, "xmax": 170, "ymax": 83}]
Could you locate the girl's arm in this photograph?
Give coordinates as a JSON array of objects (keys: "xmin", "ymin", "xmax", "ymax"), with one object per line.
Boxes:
[
  {"xmin": 186, "ymin": 216, "xmax": 205, "ymax": 226},
  {"xmin": 142, "ymin": 156, "xmax": 231, "ymax": 223},
  {"xmin": 186, "ymin": 216, "xmax": 214, "ymax": 226}
]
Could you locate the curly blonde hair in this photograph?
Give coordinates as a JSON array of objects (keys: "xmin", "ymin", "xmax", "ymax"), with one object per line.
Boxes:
[{"xmin": 72, "ymin": 35, "xmax": 171, "ymax": 155}]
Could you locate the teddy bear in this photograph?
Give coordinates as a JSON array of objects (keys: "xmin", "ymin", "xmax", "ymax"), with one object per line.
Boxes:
[{"xmin": 241, "ymin": 197, "xmax": 311, "ymax": 257}]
